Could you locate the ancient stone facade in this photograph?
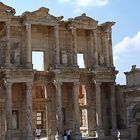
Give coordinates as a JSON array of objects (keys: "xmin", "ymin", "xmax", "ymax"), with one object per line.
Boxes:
[
  {"xmin": 0, "ymin": 2, "xmax": 118, "ymax": 140},
  {"xmin": 115, "ymin": 65, "xmax": 140, "ymax": 140}
]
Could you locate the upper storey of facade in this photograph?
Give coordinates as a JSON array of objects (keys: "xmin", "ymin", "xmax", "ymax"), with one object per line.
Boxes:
[
  {"xmin": 0, "ymin": 2, "xmax": 115, "ymax": 72},
  {"xmin": 124, "ymin": 65, "xmax": 140, "ymax": 88}
]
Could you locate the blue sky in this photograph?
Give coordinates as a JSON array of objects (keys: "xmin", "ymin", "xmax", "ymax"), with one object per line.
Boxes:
[{"xmin": 1, "ymin": 0, "xmax": 140, "ymax": 85}]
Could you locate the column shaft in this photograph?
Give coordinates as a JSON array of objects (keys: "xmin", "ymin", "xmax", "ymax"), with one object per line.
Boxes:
[
  {"xmin": 73, "ymin": 28, "xmax": 77, "ymax": 65},
  {"xmin": 104, "ymin": 32, "xmax": 110, "ymax": 66},
  {"xmin": 26, "ymin": 23, "xmax": 32, "ymax": 67},
  {"xmin": 26, "ymin": 82, "xmax": 33, "ymax": 140},
  {"xmin": 90, "ymin": 31, "xmax": 94, "ymax": 66},
  {"xmin": 55, "ymin": 82, "xmax": 63, "ymax": 140},
  {"xmin": 93, "ymin": 30, "xmax": 98, "ymax": 66},
  {"xmin": 111, "ymin": 83, "xmax": 117, "ymax": 129},
  {"xmin": 73, "ymin": 82, "xmax": 81, "ymax": 140},
  {"xmin": 5, "ymin": 21, "xmax": 11, "ymax": 65},
  {"xmin": 109, "ymin": 30, "xmax": 113, "ymax": 65},
  {"xmin": 45, "ymin": 84, "xmax": 51, "ymax": 140},
  {"xmin": 54, "ymin": 25, "xmax": 60, "ymax": 64},
  {"xmin": 5, "ymin": 82, "xmax": 12, "ymax": 140},
  {"xmin": 95, "ymin": 82, "xmax": 102, "ymax": 128}
]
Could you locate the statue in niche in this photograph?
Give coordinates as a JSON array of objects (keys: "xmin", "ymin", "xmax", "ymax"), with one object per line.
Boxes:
[
  {"xmin": 99, "ymin": 55, "xmax": 105, "ymax": 65},
  {"xmin": 12, "ymin": 43, "xmax": 20, "ymax": 65},
  {"xmin": 12, "ymin": 111, "xmax": 18, "ymax": 129}
]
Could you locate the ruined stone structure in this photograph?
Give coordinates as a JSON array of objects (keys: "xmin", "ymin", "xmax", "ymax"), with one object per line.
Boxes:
[
  {"xmin": 0, "ymin": 2, "xmax": 118, "ymax": 140},
  {"xmin": 115, "ymin": 65, "xmax": 140, "ymax": 140}
]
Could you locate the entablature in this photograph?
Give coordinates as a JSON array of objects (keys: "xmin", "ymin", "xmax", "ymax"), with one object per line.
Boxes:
[
  {"xmin": 21, "ymin": 7, "xmax": 63, "ymax": 26},
  {"xmin": 67, "ymin": 13, "xmax": 98, "ymax": 30},
  {"xmin": 0, "ymin": 2, "xmax": 15, "ymax": 19}
]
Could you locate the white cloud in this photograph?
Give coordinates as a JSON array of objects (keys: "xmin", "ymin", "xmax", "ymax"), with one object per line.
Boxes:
[
  {"xmin": 113, "ymin": 31, "xmax": 140, "ymax": 84},
  {"xmin": 114, "ymin": 31, "xmax": 140, "ymax": 59},
  {"xmin": 57, "ymin": 0, "xmax": 70, "ymax": 3},
  {"xmin": 57, "ymin": 0, "xmax": 109, "ymax": 7},
  {"xmin": 76, "ymin": 0, "xmax": 109, "ymax": 7}
]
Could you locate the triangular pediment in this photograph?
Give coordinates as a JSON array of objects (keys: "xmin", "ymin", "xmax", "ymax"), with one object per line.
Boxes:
[
  {"xmin": 21, "ymin": 7, "xmax": 63, "ymax": 22},
  {"xmin": 0, "ymin": 2, "xmax": 15, "ymax": 15},
  {"xmin": 74, "ymin": 13, "xmax": 98, "ymax": 24}
]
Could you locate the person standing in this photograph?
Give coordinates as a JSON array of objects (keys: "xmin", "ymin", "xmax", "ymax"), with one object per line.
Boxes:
[
  {"xmin": 63, "ymin": 129, "xmax": 67, "ymax": 140},
  {"xmin": 35, "ymin": 127, "xmax": 41, "ymax": 140},
  {"xmin": 67, "ymin": 129, "xmax": 71, "ymax": 140}
]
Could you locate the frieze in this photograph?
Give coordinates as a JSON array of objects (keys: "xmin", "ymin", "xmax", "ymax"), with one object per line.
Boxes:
[
  {"xmin": 21, "ymin": 7, "xmax": 63, "ymax": 24},
  {"xmin": 4, "ymin": 70, "xmax": 34, "ymax": 78}
]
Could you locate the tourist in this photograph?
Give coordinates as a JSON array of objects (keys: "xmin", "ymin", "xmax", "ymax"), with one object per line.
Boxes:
[
  {"xmin": 63, "ymin": 129, "xmax": 67, "ymax": 140},
  {"xmin": 67, "ymin": 129, "xmax": 72, "ymax": 140},
  {"xmin": 35, "ymin": 127, "xmax": 41, "ymax": 140}
]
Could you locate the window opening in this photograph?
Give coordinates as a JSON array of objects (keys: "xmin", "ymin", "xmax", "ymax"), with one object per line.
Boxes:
[
  {"xmin": 32, "ymin": 51, "xmax": 44, "ymax": 71},
  {"xmin": 77, "ymin": 53, "xmax": 85, "ymax": 68}
]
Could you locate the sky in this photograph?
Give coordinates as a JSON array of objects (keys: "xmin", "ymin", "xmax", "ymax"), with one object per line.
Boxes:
[{"xmin": 1, "ymin": 0, "xmax": 140, "ymax": 85}]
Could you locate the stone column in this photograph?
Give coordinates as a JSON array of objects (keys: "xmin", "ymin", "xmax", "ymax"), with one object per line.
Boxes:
[
  {"xmin": 26, "ymin": 82, "xmax": 33, "ymax": 140},
  {"xmin": 45, "ymin": 83, "xmax": 52, "ymax": 140},
  {"xmin": 55, "ymin": 82, "xmax": 63, "ymax": 140},
  {"xmin": 95, "ymin": 81, "xmax": 104, "ymax": 138},
  {"xmin": 5, "ymin": 82, "xmax": 13, "ymax": 140},
  {"xmin": 5, "ymin": 21, "xmax": 11, "ymax": 66},
  {"xmin": 104, "ymin": 32, "xmax": 110, "ymax": 66},
  {"xmin": 108, "ymin": 30, "xmax": 113, "ymax": 65},
  {"xmin": 26, "ymin": 23, "xmax": 32, "ymax": 68},
  {"xmin": 73, "ymin": 82, "xmax": 81, "ymax": 140},
  {"xmin": 93, "ymin": 30, "xmax": 98, "ymax": 66},
  {"xmin": 110, "ymin": 83, "xmax": 118, "ymax": 137},
  {"xmin": 54, "ymin": 25, "xmax": 60, "ymax": 65},
  {"xmin": 72, "ymin": 28, "xmax": 78, "ymax": 66},
  {"xmin": 90, "ymin": 31, "xmax": 94, "ymax": 66}
]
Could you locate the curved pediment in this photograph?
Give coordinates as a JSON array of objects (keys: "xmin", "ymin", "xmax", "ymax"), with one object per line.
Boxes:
[
  {"xmin": 0, "ymin": 2, "xmax": 15, "ymax": 16},
  {"xmin": 21, "ymin": 7, "xmax": 63, "ymax": 22}
]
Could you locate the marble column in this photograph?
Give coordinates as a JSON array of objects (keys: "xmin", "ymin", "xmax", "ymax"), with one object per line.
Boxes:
[
  {"xmin": 104, "ymin": 32, "xmax": 110, "ymax": 66},
  {"xmin": 5, "ymin": 82, "xmax": 13, "ymax": 140},
  {"xmin": 5, "ymin": 21, "xmax": 11, "ymax": 66},
  {"xmin": 72, "ymin": 28, "xmax": 78, "ymax": 66},
  {"xmin": 95, "ymin": 82, "xmax": 104, "ymax": 138},
  {"xmin": 26, "ymin": 82, "xmax": 33, "ymax": 140},
  {"xmin": 108, "ymin": 30, "xmax": 113, "ymax": 65},
  {"xmin": 45, "ymin": 83, "xmax": 52, "ymax": 140},
  {"xmin": 90, "ymin": 31, "xmax": 94, "ymax": 66},
  {"xmin": 26, "ymin": 23, "xmax": 32, "ymax": 68},
  {"xmin": 55, "ymin": 82, "xmax": 63, "ymax": 140},
  {"xmin": 93, "ymin": 30, "xmax": 98, "ymax": 66},
  {"xmin": 110, "ymin": 83, "xmax": 118, "ymax": 137},
  {"xmin": 73, "ymin": 82, "xmax": 81, "ymax": 140},
  {"xmin": 54, "ymin": 25, "xmax": 60, "ymax": 65}
]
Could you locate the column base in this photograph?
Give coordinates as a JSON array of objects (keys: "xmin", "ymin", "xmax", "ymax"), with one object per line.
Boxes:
[
  {"xmin": 74, "ymin": 132, "xmax": 82, "ymax": 140},
  {"xmin": 97, "ymin": 128, "xmax": 105, "ymax": 139},
  {"xmin": 111, "ymin": 128, "xmax": 119, "ymax": 138},
  {"xmin": 26, "ymin": 63, "xmax": 33, "ymax": 69},
  {"xmin": 55, "ymin": 134, "xmax": 63, "ymax": 140}
]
